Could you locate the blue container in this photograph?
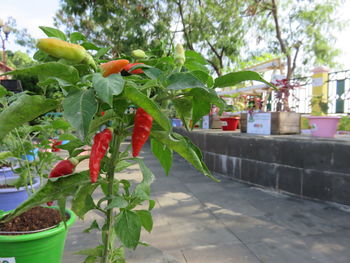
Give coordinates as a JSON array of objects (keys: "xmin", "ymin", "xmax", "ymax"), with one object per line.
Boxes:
[
  {"xmin": 21, "ymin": 148, "xmax": 39, "ymax": 162},
  {"xmin": 0, "ymin": 176, "xmax": 40, "ymax": 211},
  {"xmin": 171, "ymin": 119, "xmax": 182, "ymax": 127}
]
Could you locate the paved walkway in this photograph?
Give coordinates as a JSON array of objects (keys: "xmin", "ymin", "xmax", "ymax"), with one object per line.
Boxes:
[{"xmin": 64, "ymin": 143, "xmax": 350, "ymax": 263}]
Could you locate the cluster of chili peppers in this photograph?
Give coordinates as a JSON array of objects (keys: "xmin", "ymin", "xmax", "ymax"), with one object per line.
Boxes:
[{"xmin": 89, "ymin": 128, "xmax": 113, "ymax": 183}]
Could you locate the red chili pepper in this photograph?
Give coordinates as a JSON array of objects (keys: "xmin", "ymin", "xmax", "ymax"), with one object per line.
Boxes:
[
  {"xmin": 132, "ymin": 108, "xmax": 153, "ymax": 157},
  {"xmin": 89, "ymin": 128, "xmax": 113, "ymax": 183},
  {"xmin": 123, "ymin": 63, "xmax": 144, "ymax": 75},
  {"xmin": 47, "ymin": 158, "xmax": 78, "ymax": 206}
]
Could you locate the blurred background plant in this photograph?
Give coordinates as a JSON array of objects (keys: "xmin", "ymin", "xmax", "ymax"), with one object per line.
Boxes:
[{"xmin": 0, "ymin": 88, "xmax": 72, "ymax": 190}]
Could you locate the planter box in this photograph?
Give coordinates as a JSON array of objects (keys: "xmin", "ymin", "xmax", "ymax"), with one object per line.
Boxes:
[{"xmin": 240, "ymin": 112, "xmax": 301, "ymax": 135}]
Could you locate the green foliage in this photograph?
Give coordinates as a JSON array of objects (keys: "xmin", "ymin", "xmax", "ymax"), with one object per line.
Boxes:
[
  {"xmin": 338, "ymin": 116, "xmax": 350, "ymax": 131},
  {"xmin": 54, "ymin": 0, "xmax": 248, "ymax": 75},
  {"xmin": 0, "ymin": 27, "xmax": 272, "ymax": 262},
  {"xmin": 0, "ymin": 94, "xmax": 58, "ymax": 138},
  {"xmin": 246, "ymin": 0, "xmax": 344, "ymax": 77}
]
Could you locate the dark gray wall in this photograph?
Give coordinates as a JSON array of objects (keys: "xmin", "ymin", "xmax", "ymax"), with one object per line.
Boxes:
[{"xmin": 175, "ymin": 128, "xmax": 350, "ymax": 206}]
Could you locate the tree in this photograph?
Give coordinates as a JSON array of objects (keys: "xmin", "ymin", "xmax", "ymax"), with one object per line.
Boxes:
[
  {"xmin": 54, "ymin": 0, "xmax": 174, "ymax": 58},
  {"xmin": 244, "ymin": 0, "xmax": 343, "ymax": 78},
  {"xmin": 4, "ymin": 17, "xmax": 36, "ymax": 52},
  {"xmin": 172, "ymin": 0, "xmax": 247, "ymax": 76},
  {"xmin": 3, "ymin": 50, "xmax": 40, "ymax": 94},
  {"xmin": 54, "ymin": 0, "xmax": 249, "ymax": 76}
]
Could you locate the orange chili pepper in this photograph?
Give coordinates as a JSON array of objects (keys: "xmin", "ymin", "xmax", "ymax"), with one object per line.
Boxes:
[{"xmin": 100, "ymin": 59, "xmax": 129, "ymax": 77}]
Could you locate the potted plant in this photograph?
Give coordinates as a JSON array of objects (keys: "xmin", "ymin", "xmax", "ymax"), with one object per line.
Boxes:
[
  {"xmin": 240, "ymin": 78, "xmax": 301, "ymax": 134},
  {"xmin": 0, "ymin": 121, "xmax": 63, "ymax": 211},
  {"xmin": 0, "ymin": 27, "xmax": 271, "ymax": 262},
  {"xmin": 308, "ymin": 95, "xmax": 340, "ymax": 138}
]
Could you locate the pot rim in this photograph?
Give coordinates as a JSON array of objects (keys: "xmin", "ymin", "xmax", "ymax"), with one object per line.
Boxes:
[
  {"xmin": 0, "ymin": 164, "xmax": 20, "ymax": 172},
  {"xmin": 0, "ymin": 208, "xmax": 76, "ymax": 242},
  {"xmin": 0, "ymin": 176, "xmax": 41, "ymax": 193},
  {"xmin": 307, "ymin": 116, "xmax": 341, "ymax": 119}
]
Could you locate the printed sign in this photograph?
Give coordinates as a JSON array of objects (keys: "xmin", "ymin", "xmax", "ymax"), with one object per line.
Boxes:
[
  {"xmin": 247, "ymin": 113, "xmax": 271, "ymax": 135},
  {"xmin": 0, "ymin": 258, "xmax": 16, "ymax": 263},
  {"xmin": 202, "ymin": 115, "xmax": 210, "ymax": 129}
]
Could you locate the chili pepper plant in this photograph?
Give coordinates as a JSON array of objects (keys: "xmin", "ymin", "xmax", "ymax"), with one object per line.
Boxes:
[{"xmin": 0, "ymin": 27, "xmax": 272, "ymax": 263}]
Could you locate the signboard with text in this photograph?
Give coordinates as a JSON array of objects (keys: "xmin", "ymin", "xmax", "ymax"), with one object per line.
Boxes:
[{"xmin": 247, "ymin": 113, "xmax": 271, "ymax": 135}]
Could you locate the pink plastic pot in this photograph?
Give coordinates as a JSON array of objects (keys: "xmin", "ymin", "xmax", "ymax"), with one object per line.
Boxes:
[{"xmin": 308, "ymin": 116, "xmax": 340, "ymax": 138}]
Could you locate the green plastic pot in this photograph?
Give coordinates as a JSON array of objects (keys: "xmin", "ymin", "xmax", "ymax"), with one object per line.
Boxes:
[{"xmin": 0, "ymin": 208, "xmax": 76, "ymax": 263}]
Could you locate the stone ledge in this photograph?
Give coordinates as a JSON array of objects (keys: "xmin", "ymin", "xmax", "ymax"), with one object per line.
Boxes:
[{"xmin": 175, "ymin": 128, "xmax": 350, "ymax": 206}]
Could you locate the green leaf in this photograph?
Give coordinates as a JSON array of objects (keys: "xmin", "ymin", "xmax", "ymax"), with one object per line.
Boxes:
[
  {"xmin": 106, "ymin": 196, "xmax": 129, "ymax": 209},
  {"xmin": 39, "ymin": 26, "xmax": 67, "ymax": 41},
  {"xmin": 190, "ymin": 70, "xmax": 214, "ymax": 88},
  {"xmin": 192, "ymin": 96, "xmax": 211, "ymax": 126},
  {"xmin": 72, "ymin": 184, "xmax": 98, "ymax": 219},
  {"xmin": 70, "ymin": 32, "xmax": 86, "ymax": 43},
  {"xmin": 95, "ymin": 47, "xmax": 111, "ymax": 59},
  {"xmin": 0, "ymin": 85, "xmax": 7, "ymax": 97},
  {"xmin": 0, "ymin": 151, "xmax": 13, "ymax": 161},
  {"xmin": 1, "ymin": 171, "xmax": 91, "ymax": 223},
  {"xmin": 58, "ymin": 134, "xmax": 78, "ymax": 141},
  {"xmin": 188, "ymin": 88, "xmax": 226, "ymax": 121},
  {"xmin": 143, "ymin": 68, "xmax": 163, "ymax": 80},
  {"xmin": 133, "ymin": 159, "xmax": 155, "ymax": 201},
  {"xmin": 58, "ymin": 198, "xmax": 67, "ymax": 227},
  {"xmin": 92, "ymin": 73, "xmax": 125, "ymax": 106},
  {"xmin": 172, "ymin": 97, "xmax": 192, "ymax": 130},
  {"xmin": 83, "ymin": 220, "xmax": 100, "ymax": 233},
  {"xmin": 151, "ymin": 131, "xmax": 219, "ymax": 182},
  {"xmin": 84, "ymin": 256, "xmax": 98, "ymax": 263},
  {"xmin": 51, "ymin": 119, "xmax": 71, "ymax": 130},
  {"xmin": 136, "ymin": 210, "xmax": 153, "ymax": 232},
  {"xmin": 185, "ymin": 50, "xmax": 208, "ymax": 65},
  {"xmin": 148, "ymin": 200, "xmax": 156, "ymax": 211},
  {"xmin": 167, "ymin": 72, "xmax": 205, "ymax": 90},
  {"xmin": 151, "ymin": 139, "xmax": 172, "ymax": 175},
  {"xmin": 88, "ymin": 109, "xmax": 118, "ymax": 136},
  {"xmin": 214, "ymin": 71, "xmax": 274, "ymax": 88},
  {"xmin": 63, "ymin": 89, "xmax": 98, "ymax": 140},
  {"xmin": 1, "ymin": 62, "xmax": 80, "ymax": 84},
  {"xmin": 82, "ymin": 42, "xmax": 100, "ymax": 51},
  {"xmin": 75, "ymin": 245, "xmax": 104, "ymax": 257},
  {"xmin": 115, "ymin": 160, "xmax": 134, "ymax": 173},
  {"xmin": 0, "ymin": 95, "xmax": 58, "ymax": 139},
  {"xmin": 123, "ymin": 85, "xmax": 171, "ymax": 131},
  {"xmin": 115, "ymin": 210, "xmax": 141, "ymax": 249}
]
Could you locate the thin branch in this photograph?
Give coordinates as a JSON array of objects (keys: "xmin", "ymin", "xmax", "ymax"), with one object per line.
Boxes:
[
  {"xmin": 271, "ymin": 0, "xmax": 292, "ymax": 78},
  {"xmin": 176, "ymin": 0, "xmax": 194, "ymax": 50},
  {"xmin": 291, "ymin": 42, "xmax": 301, "ymax": 76},
  {"xmin": 206, "ymin": 40, "xmax": 221, "ymax": 61},
  {"xmin": 207, "ymin": 59, "xmax": 221, "ymax": 76}
]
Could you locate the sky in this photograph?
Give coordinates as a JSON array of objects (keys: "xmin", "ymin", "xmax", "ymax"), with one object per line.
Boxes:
[{"xmin": 1, "ymin": 0, "xmax": 350, "ymax": 72}]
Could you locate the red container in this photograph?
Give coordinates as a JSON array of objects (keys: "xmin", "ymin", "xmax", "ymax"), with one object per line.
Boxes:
[{"xmin": 220, "ymin": 117, "xmax": 240, "ymax": 131}]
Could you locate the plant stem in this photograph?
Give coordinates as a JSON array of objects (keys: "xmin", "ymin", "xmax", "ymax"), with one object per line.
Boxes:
[
  {"xmin": 15, "ymin": 128, "xmax": 33, "ymax": 193},
  {"xmin": 102, "ymin": 129, "xmax": 123, "ymax": 263}
]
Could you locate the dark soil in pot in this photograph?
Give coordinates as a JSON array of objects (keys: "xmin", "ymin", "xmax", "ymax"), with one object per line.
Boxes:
[
  {"xmin": 0, "ymin": 184, "xmax": 15, "ymax": 188},
  {"xmin": 0, "ymin": 206, "xmax": 68, "ymax": 235}
]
